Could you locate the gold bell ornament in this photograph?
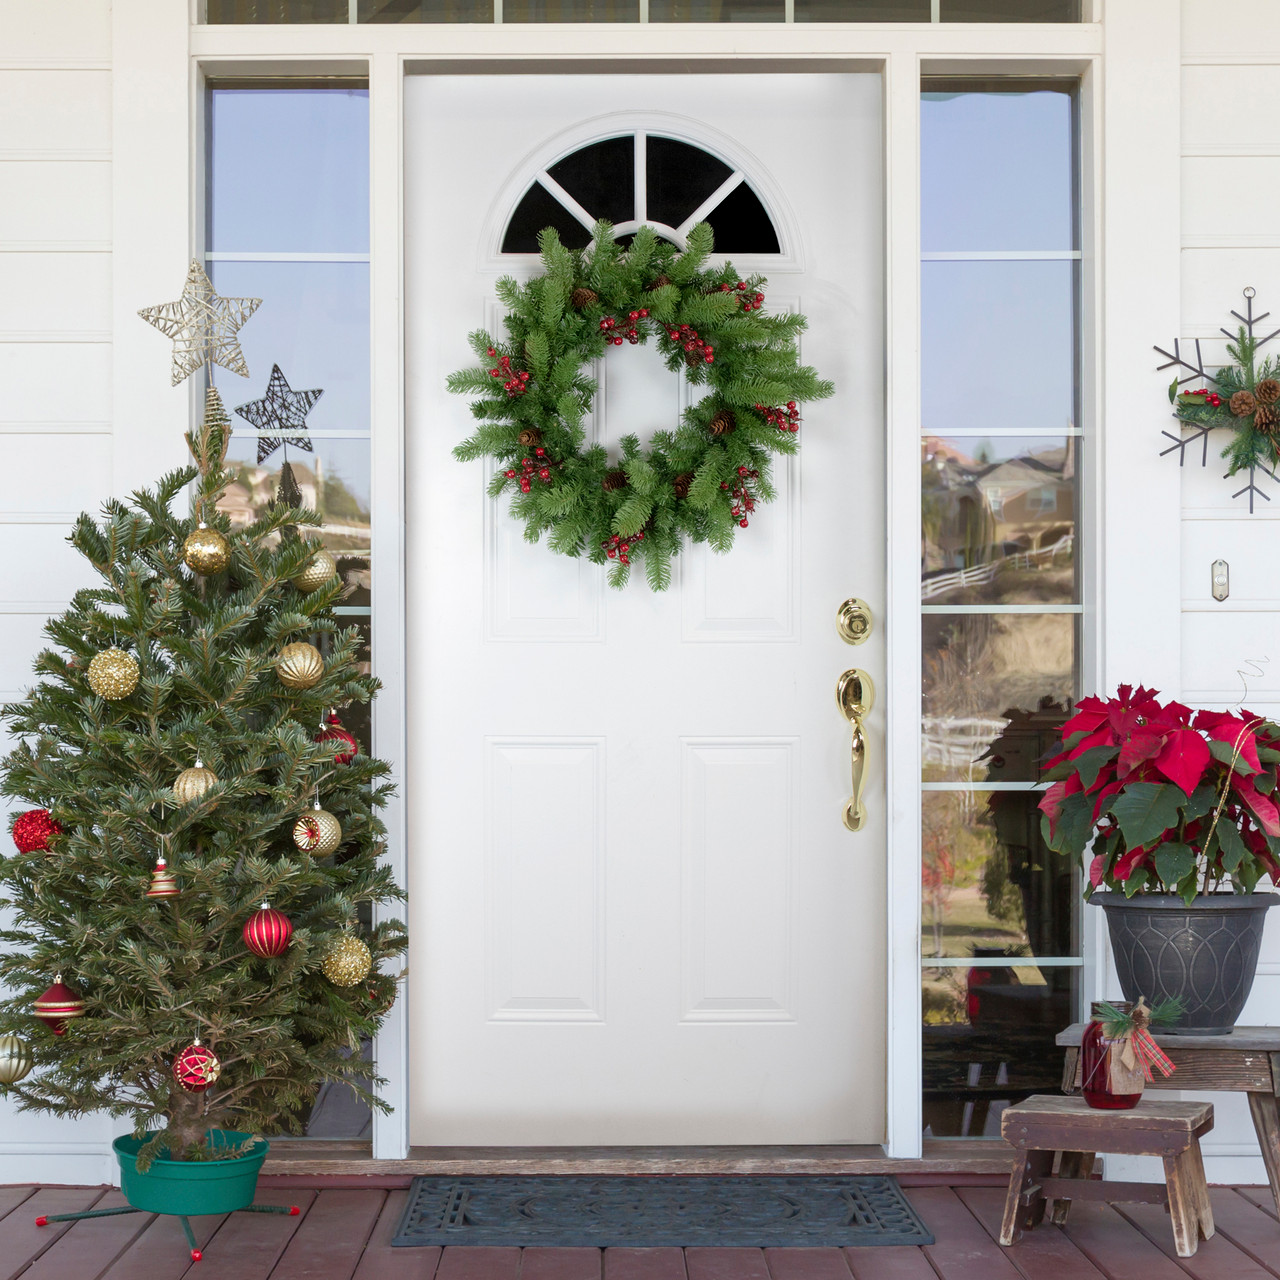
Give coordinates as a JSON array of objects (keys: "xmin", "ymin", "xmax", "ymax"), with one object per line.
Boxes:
[
  {"xmin": 276, "ymin": 642, "xmax": 324, "ymax": 690},
  {"xmin": 173, "ymin": 757, "xmax": 218, "ymax": 805},
  {"xmin": 321, "ymin": 934, "xmax": 372, "ymax": 987},
  {"xmin": 146, "ymin": 857, "xmax": 179, "ymax": 899},
  {"xmin": 0, "ymin": 1033, "xmax": 34, "ymax": 1085},
  {"xmin": 87, "ymin": 647, "xmax": 139, "ymax": 700},
  {"xmin": 182, "ymin": 522, "xmax": 230, "ymax": 576},
  {"xmin": 293, "ymin": 801, "xmax": 342, "ymax": 857},
  {"xmin": 292, "ymin": 547, "xmax": 338, "ymax": 595}
]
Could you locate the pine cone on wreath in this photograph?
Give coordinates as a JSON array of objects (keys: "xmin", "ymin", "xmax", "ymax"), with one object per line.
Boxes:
[
  {"xmin": 517, "ymin": 428, "xmax": 542, "ymax": 448},
  {"xmin": 1231, "ymin": 390, "xmax": 1258, "ymax": 417},
  {"xmin": 1256, "ymin": 379, "xmax": 1280, "ymax": 405},
  {"xmin": 647, "ymin": 275, "xmax": 672, "ymax": 291},
  {"xmin": 1255, "ymin": 403, "xmax": 1278, "ymax": 432},
  {"xmin": 570, "ymin": 287, "xmax": 599, "ymax": 310},
  {"xmin": 602, "ymin": 469, "xmax": 629, "ymax": 492},
  {"xmin": 709, "ymin": 409, "xmax": 737, "ymax": 437},
  {"xmin": 673, "ymin": 472, "xmax": 694, "ymax": 499}
]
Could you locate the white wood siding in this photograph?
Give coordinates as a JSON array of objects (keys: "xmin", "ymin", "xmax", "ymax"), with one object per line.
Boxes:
[
  {"xmin": 1169, "ymin": 0, "xmax": 1280, "ymax": 1183},
  {"xmin": 0, "ymin": 0, "xmax": 118, "ymax": 1184}
]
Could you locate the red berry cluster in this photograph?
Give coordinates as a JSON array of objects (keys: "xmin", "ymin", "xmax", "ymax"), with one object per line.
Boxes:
[
  {"xmin": 718, "ymin": 280, "xmax": 765, "ymax": 311},
  {"xmin": 756, "ymin": 400, "xmax": 800, "ymax": 433},
  {"xmin": 1181, "ymin": 386, "xmax": 1223, "ymax": 408},
  {"xmin": 505, "ymin": 447, "xmax": 554, "ymax": 493},
  {"xmin": 666, "ymin": 323, "xmax": 715, "ymax": 366},
  {"xmin": 720, "ymin": 465, "xmax": 760, "ymax": 528},
  {"xmin": 487, "ymin": 347, "xmax": 530, "ymax": 397},
  {"xmin": 602, "ymin": 528, "xmax": 646, "ymax": 565},
  {"xmin": 600, "ymin": 310, "xmax": 650, "ymax": 346}
]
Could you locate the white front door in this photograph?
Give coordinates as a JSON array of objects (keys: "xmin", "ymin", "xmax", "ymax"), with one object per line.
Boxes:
[{"xmin": 404, "ymin": 73, "xmax": 886, "ymax": 1146}]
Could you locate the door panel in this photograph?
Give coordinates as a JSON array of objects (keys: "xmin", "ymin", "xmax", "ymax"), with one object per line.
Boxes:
[{"xmin": 405, "ymin": 73, "xmax": 886, "ymax": 1145}]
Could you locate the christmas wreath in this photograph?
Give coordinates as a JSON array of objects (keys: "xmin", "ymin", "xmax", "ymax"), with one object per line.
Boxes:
[{"xmin": 449, "ymin": 220, "xmax": 833, "ymax": 589}]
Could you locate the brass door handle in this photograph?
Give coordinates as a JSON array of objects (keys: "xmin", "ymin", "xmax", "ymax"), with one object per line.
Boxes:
[{"xmin": 835, "ymin": 669, "xmax": 875, "ymax": 832}]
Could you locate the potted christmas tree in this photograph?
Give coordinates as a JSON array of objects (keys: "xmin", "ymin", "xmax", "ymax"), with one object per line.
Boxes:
[
  {"xmin": 1040, "ymin": 685, "xmax": 1280, "ymax": 1033},
  {"xmin": 0, "ymin": 264, "xmax": 406, "ymax": 1238}
]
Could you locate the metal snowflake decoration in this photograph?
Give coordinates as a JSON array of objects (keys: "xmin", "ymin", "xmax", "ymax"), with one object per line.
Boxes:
[
  {"xmin": 138, "ymin": 260, "xmax": 261, "ymax": 387},
  {"xmin": 1155, "ymin": 287, "xmax": 1280, "ymax": 512},
  {"xmin": 234, "ymin": 364, "xmax": 323, "ymax": 465}
]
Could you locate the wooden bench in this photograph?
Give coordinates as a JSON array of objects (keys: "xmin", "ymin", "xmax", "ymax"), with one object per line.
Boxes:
[
  {"xmin": 999, "ymin": 1094, "xmax": 1214, "ymax": 1257},
  {"xmin": 1058, "ymin": 1022, "xmax": 1280, "ymax": 1216}
]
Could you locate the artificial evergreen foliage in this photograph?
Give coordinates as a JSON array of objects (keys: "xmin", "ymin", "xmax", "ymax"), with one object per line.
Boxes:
[
  {"xmin": 0, "ymin": 390, "xmax": 406, "ymax": 1164},
  {"xmin": 450, "ymin": 220, "xmax": 834, "ymax": 589}
]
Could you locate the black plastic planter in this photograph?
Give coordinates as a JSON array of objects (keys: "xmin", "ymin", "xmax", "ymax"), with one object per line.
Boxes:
[{"xmin": 1097, "ymin": 892, "xmax": 1278, "ymax": 1034}]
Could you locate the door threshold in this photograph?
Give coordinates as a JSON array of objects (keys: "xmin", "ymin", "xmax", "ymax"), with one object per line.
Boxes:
[{"xmin": 261, "ymin": 1139, "xmax": 1014, "ymax": 1178}]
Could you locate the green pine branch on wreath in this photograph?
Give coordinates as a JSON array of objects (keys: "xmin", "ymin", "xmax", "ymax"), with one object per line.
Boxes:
[
  {"xmin": 449, "ymin": 220, "xmax": 834, "ymax": 589},
  {"xmin": 0, "ymin": 369, "xmax": 406, "ymax": 1164}
]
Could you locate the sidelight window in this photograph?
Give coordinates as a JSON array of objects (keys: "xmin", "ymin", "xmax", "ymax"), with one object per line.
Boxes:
[
  {"xmin": 918, "ymin": 83, "xmax": 1083, "ymax": 1140},
  {"xmin": 208, "ymin": 84, "xmax": 374, "ymax": 1139}
]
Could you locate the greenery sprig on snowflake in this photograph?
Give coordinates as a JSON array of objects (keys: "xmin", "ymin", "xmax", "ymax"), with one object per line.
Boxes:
[
  {"xmin": 1169, "ymin": 327, "xmax": 1280, "ymax": 476},
  {"xmin": 449, "ymin": 220, "xmax": 833, "ymax": 589}
]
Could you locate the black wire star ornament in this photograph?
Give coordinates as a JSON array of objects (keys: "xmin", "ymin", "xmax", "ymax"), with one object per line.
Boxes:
[
  {"xmin": 138, "ymin": 260, "xmax": 261, "ymax": 387},
  {"xmin": 1155, "ymin": 287, "xmax": 1280, "ymax": 512},
  {"xmin": 234, "ymin": 365, "xmax": 324, "ymax": 465}
]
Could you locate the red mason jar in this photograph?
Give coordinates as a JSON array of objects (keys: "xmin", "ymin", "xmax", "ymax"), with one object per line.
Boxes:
[{"xmin": 1081, "ymin": 1000, "xmax": 1142, "ymax": 1110}]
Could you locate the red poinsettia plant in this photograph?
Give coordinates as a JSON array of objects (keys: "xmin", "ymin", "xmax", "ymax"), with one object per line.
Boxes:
[{"xmin": 1039, "ymin": 685, "xmax": 1280, "ymax": 902}]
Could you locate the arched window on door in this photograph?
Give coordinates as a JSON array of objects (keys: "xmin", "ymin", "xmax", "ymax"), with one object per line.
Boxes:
[{"xmin": 501, "ymin": 132, "xmax": 781, "ymax": 254}]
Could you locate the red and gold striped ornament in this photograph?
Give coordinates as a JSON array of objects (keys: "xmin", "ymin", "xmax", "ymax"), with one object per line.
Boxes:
[
  {"xmin": 243, "ymin": 902, "xmax": 292, "ymax": 958},
  {"xmin": 12, "ymin": 809, "xmax": 61, "ymax": 854},
  {"xmin": 146, "ymin": 857, "xmax": 179, "ymax": 899},
  {"xmin": 173, "ymin": 1039, "xmax": 221, "ymax": 1092},
  {"xmin": 315, "ymin": 713, "xmax": 358, "ymax": 765},
  {"xmin": 34, "ymin": 976, "xmax": 85, "ymax": 1036}
]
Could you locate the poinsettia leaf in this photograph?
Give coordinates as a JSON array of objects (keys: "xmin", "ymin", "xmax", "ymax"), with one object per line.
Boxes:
[
  {"xmin": 1217, "ymin": 818, "xmax": 1248, "ymax": 872},
  {"xmin": 1180, "ymin": 781, "xmax": 1219, "ymax": 823},
  {"xmin": 1123, "ymin": 867, "xmax": 1150, "ymax": 897},
  {"xmin": 1154, "ymin": 729, "xmax": 1211, "ymax": 796},
  {"xmin": 1208, "ymin": 721, "xmax": 1263, "ymax": 773},
  {"xmin": 1074, "ymin": 744, "xmax": 1120, "ymax": 790},
  {"xmin": 1259, "ymin": 747, "xmax": 1280, "ymax": 763},
  {"xmin": 1117, "ymin": 729, "xmax": 1166, "ymax": 779},
  {"xmin": 1040, "ymin": 759, "xmax": 1076, "ymax": 783},
  {"xmin": 1109, "ymin": 782, "xmax": 1183, "ymax": 850},
  {"xmin": 1208, "ymin": 738, "xmax": 1259, "ymax": 775},
  {"xmin": 1234, "ymin": 776, "xmax": 1280, "ymax": 837},
  {"xmin": 1044, "ymin": 791, "xmax": 1096, "ymax": 856},
  {"xmin": 1154, "ymin": 842, "xmax": 1197, "ymax": 887}
]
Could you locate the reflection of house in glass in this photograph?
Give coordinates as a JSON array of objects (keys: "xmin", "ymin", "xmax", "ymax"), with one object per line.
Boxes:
[
  {"xmin": 221, "ymin": 460, "xmax": 372, "ymax": 554},
  {"xmin": 922, "ymin": 438, "xmax": 1075, "ymax": 604}
]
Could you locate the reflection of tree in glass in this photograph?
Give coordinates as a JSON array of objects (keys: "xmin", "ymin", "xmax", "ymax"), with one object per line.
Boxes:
[{"xmin": 318, "ymin": 466, "xmax": 369, "ymax": 524}]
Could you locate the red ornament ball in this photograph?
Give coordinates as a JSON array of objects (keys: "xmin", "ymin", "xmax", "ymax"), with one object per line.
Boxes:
[
  {"xmin": 34, "ymin": 978, "xmax": 85, "ymax": 1035},
  {"xmin": 173, "ymin": 1040, "xmax": 221, "ymax": 1092},
  {"xmin": 316, "ymin": 713, "xmax": 358, "ymax": 765},
  {"xmin": 244, "ymin": 903, "xmax": 292, "ymax": 958},
  {"xmin": 12, "ymin": 809, "xmax": 61, "ymax": 854}
]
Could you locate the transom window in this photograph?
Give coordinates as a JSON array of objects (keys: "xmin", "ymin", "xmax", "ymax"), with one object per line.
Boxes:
[
  {"xmin": 204, "ymin": 0, "xmax": 1081, "ymax": 22},
  {"xmin": 502, "ymin": 133, "xmax": 780, "ymax": 254}
]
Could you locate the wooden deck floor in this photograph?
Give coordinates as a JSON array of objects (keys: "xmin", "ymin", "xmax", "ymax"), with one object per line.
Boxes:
[{"xmin": 3, "ymin": 1179, "xmax": 1280, "ymax": 1279}]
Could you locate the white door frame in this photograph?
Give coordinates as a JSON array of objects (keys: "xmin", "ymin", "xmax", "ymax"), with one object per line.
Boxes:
[{"xmin": 102, "ymin": 0, "xmax": 1182, "ymax": 1164}]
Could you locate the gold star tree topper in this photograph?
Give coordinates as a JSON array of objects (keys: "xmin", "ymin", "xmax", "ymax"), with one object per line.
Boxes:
[{"xmin": 138, "ymin": 260, "xmax": 261, "ymax": 386}]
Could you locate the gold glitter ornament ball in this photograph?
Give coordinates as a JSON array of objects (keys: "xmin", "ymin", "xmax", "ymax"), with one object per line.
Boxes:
[
  {"xmin": 292, "ymin": 548, "xmax": 338, "ymax": 595},
  {"xmin": 276, "ymin": 642, "xmax": 324, "ymax": 690},
  {"xmin": 182, "ymin": 523, "xmax": 230, "ymax": 575},
  {"xmin": 0, "ymin": 1033, "xmax": 34, "ymax": 1085},
  {"xmin": 321, "ymin": 935, "xmax": 372, "ymax": 987},
  {"xmin": 88, "ymin": 648, "xmax": 139, "ymax": 700},
  {"xmin": 173, "ymin": 760, "xmax": 218, "ymax": 805},
  {"xmin": 293, "ymin": 808, "xmax": 342, "ymax": 856}
]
